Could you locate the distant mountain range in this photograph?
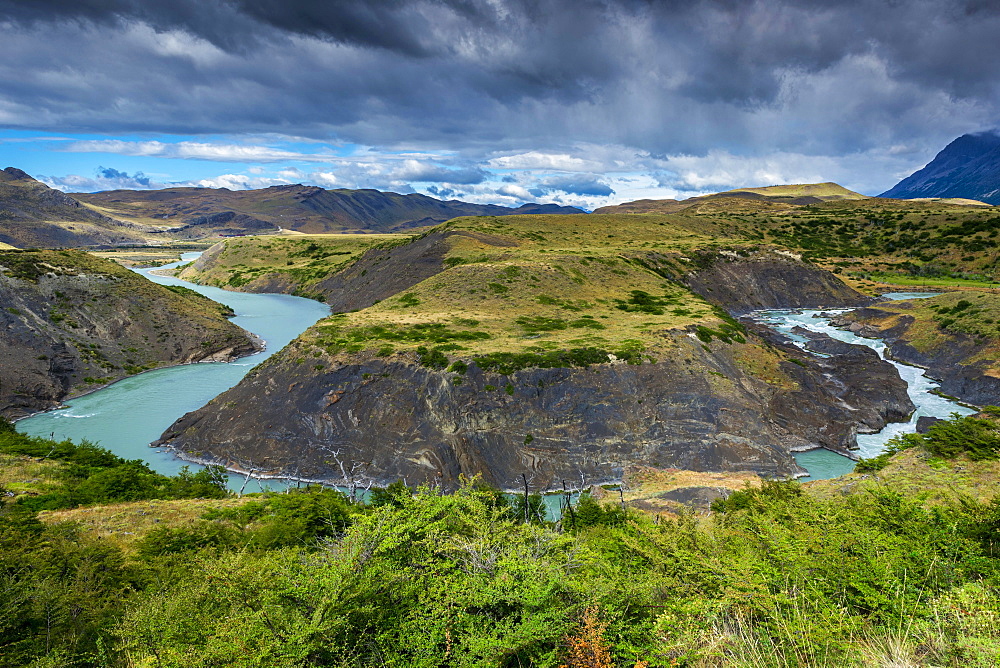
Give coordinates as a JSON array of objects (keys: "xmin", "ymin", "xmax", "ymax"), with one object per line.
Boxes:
[
  {"xmin": 74, "ymin": 184, "xmax": 585, "ymax": 235},
  {"xmin": 0, "ymin": 168, "xmax": 586, "ymax": 248},
  {"xmin": 880, "ymin": 131, "xmax": 1000, "ymax": 205}
]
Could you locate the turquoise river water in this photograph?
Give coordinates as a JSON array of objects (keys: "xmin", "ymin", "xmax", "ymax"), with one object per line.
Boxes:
[{"xmin": 757, "ymin": 293, "xmax": 976, "ymax": 481}]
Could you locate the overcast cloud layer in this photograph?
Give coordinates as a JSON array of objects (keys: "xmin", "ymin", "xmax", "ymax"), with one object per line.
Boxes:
[{"xmin": 1, "ymin": 0, "xmax": 998, "ymax": 206}]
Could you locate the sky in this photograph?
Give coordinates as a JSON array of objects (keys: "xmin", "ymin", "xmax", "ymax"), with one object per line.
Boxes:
[{"xmin": 1, "ymin": 0, "xmax": 998, "ymax": 210}]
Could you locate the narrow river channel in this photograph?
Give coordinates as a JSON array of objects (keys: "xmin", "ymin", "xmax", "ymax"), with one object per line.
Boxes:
[
  {"xmin": 753, "ymin": 293, "xmax": 976, "ymax": 481},
  {"xmin": 16, "ymin": 253, "xmax": 330, "ymax": 492}
]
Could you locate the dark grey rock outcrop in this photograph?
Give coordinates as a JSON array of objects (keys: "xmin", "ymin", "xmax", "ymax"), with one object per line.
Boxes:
[
  {"xmin": 157, "ymin": 327, "xmax": 912, "ymax": 490},
  {"xmin": 682, "ymin": 250, "xmax": 874, "ymax": 314}
]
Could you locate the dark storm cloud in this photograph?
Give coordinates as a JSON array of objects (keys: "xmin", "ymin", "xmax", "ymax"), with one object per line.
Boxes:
[{"xmin": 1, "ymin": 0, "xmax": 999, "ymax": 164}]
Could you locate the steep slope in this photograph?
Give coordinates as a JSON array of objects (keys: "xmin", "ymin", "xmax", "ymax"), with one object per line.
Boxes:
[
  {"xmin": 0, "ymin": 250, "xmax": 260, "ymax": 418},
  {"xmin": 156, "ymin": 214, "xmax": 906, "ymax": 490},
  {"xmin": 0, "ymin": 168, "xmax": 152, "ymax": 248},
  {"xmin": 880, "ymin": 131, "xmax": 1000, "ymax": 204},
  {"xmin": 76, "ymin": 184, "xmax": 585, "ymax": 234}
]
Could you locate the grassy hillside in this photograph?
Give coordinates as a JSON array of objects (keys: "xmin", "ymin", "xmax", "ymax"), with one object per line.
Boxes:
[
  {"xmin": 181, "ymin": 214, "xmax": 762, "ymax": 369},
  {"xmin": 593, "ymin": 181, "xmax": 867, "ymax": 216},
  {"xmin": 0, "ymin": 168, "xmax": 153, "ymax": 248},
  {"xmin": 725, "ymin": 182, "xmax": 867, "ymax": 200},
  {"xmin": 176, "ymin": 233, "xmax": 402, "ymax": 298},
  {"xmin": 593, "ymin": 185, "xmax": 1000, "ymax": 288}
]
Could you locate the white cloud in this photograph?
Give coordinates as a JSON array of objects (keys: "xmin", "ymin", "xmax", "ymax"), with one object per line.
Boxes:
[
  {"xmin": 62, "ymin": 140, "xmax": 328, "ymax": 163},
  {"xmin": 487, "ymin": 151, "xmax": 605, "ymax": 172},
  {"xmin": 190, "ymin": 173, "xmax": 293, "ymax": 190}
]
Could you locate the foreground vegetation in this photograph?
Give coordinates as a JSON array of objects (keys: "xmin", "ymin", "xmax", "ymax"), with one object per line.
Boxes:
[{"xmin": 3, "ymin": 412, "xmax": 1000, "ymax": 667}]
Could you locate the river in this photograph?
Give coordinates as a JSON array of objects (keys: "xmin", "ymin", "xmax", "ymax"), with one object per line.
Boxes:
[
  {"xmin": 752, "ymin": 293, "xmax": 976, "ymax": 481},
  {"xmin": 16, "ymin": 268, "xmax": 973, "ymax": 490},
  {"xmin": 16, "ymin": 253, "xmax": 330, "ymax": 492}
]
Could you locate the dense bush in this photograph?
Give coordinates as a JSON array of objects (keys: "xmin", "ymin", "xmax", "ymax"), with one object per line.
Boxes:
[
  {"xmin": 0, "ymin": 419, "xmax": 229, "ymax": 510},
  {"xmin": 3, "ymin": 414, "xmax": 1000, "ymax": 666}
]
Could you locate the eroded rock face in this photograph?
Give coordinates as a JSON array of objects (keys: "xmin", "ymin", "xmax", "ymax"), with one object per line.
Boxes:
[
  {"xmin": 157, "ymin": 329, "xmax": 911, "ymax": 491},
  {"xmin": 796, "ymin": 332, "xmax": 916, "ymax": 432},
  {"xmin": 0, "ymin": 251, "xmax": 260, "ymax": 418},
  {"xmin": 682, "ymin": 250, "xmax": 874, "ymax": 314}
]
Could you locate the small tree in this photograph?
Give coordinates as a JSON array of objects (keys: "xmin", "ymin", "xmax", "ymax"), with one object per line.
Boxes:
[{"xmin": 561, "ymin": 606, "xmax": 612, "ymax": 668}]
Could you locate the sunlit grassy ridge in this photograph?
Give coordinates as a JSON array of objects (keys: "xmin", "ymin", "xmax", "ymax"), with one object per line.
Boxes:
[
  {"xmin": 307, "ymin": 254, "xmax": 722, "ymax": 361},
  {"xmin": 441, "ymin": 212, "xmax": 733, "ymax": 253},
  {"xmin": 296, "ymin": 215, "xmax": 761, "ymax": 365},
  {"xmin": 179, "ymin": 214, "xmax": 764, "ymax": 369},
  {"xmin": 726, "ymin": 182, "xmax": 868, "ymax": 200},
  {"xmin": 688, "ymin": 198, "xmax": 1000, "ymax": 278},
  {"xmin": 596, "ymin": 190, "xmax": 999, "ymax": 286}
]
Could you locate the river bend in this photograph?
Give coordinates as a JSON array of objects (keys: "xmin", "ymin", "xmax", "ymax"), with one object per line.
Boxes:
[{"xmin": 16, "ymin": 253, "xmax": 330, "ymax": 491}]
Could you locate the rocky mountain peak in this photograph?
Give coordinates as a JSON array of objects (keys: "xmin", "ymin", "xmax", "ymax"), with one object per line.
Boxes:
[{"xmin": 880, "ymin": 131, "xmax": 1000, "ymax": 204}]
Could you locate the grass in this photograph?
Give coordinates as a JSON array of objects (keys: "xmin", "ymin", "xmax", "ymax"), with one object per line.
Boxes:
[
  {"xmin": 0, "ymin": 453, "xmax": 64, "ymax": 498},
  {"xmin": 599, "ymin": 465, "xmax": 763, "ymax": 518},
  {"xmin": 304, "ymin": 253, "xmax": 721, "ymax": 363},
  {"xmin": 861, "ymin": 272, "xmax": 1000, "ymax": 289},
  {"xmin": 36, "ymin": 496, "xmax": 257, "ymax": 553},
  {"xmin": 726, "ymin": 182, "xmax": 867, "ymax": 200}
]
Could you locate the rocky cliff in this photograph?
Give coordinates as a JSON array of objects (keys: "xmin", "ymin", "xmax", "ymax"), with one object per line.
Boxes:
[
  {"xmin": 0, "ymin": 250, "xmax": 261, "ymax": 418},
  {"xmin": 157, "ymin": 327, "xmax": 912, "ymax": 490},
  {"xmin": 679, "ymin": 249, "xmax": 875, "ymax": 314}
]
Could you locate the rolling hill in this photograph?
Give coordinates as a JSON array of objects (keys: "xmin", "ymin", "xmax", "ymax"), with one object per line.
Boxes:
[{"xmin": 593, "ymin": 182, "xmax": 867, "ymax": 215}]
